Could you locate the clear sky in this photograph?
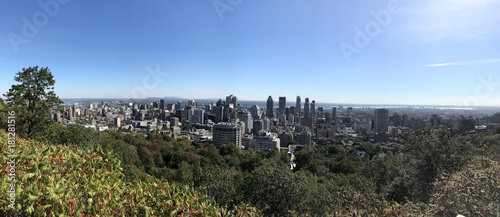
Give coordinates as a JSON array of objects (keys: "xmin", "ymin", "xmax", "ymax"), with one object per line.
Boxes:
[{"xmin": 1, "ymin": 0, "xmax": 499, "ymax": 106}]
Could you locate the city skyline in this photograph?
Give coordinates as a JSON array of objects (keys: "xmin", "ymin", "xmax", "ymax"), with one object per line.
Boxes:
[{"xmin": 1, "ymin": 1, "xmax": 500, "ymax": 106}]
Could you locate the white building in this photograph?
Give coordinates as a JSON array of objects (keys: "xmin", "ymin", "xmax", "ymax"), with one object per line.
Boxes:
[{"xmin": 249, "ymin": 131, "xmax": 280, "ymax": 151}]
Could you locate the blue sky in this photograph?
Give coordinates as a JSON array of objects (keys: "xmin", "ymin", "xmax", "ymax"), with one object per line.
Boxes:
[{"xmin": 1, "ymin": 0, "xmax": 499, "ymax": 106}]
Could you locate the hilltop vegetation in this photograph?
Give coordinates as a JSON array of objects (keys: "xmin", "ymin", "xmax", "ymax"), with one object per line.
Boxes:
[
  {"xmin": 2, "ymin": 125, "xmax": 499, "ymax": 216},
  {"xmin": 0, "ymin": 130, "xmax": 258, "ymax": 216}
]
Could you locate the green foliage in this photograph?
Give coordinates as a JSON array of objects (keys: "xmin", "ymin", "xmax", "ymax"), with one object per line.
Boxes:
[
  {"xmin": 362, "ymin": 153, "xmax": 417, "ymax": 202},
  {"xmin": 404, "ymin": 128, "xmax": 473, "ymax": 202},
  {"xmin": 0, "ymin": 99, "xmax": 6, "ymax": 130},
  {"xmin": 194, "ymin": 166, "xmax": 243, "ymax": 208},
  {"xmin": 243, "ymin": 165, "xmax": 336, "ymax": 216},
  {"xmin": 430, "ymin": 157, "xmax": 500, "ymax": 216},
  {"xmin": 3, "ymin": 66, "xmax": 62, "ymax": 139},
  {"xmin": 0, "ymin": 130, "xmax": 257, "ymax": 216}
]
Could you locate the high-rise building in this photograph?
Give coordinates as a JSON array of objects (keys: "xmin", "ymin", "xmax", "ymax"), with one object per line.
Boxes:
[
  {"xmin": 249, "ymin": 105, "xmax": 262, "ymax": 119},
  {"xmin": 278, "ymin": 97, "xmax": 286, "ymax": 116},
  {"xmin": 304, "ymin": 98, "xmax": 310, "ymax": 118},
  {"xmin": 226, "ymin": 94, "xmax": 238, "ymax": 107},
  {"xmin": 189, "ymin": 109, "xmax": 205, "ymax": 124},
  {"xmin": 332, "ymin": 107, "xmax": 337, "ymax": 123},
  {"xmin": 402, "ymin": 114, "xmax": 409, "ymax": 127},
  {"xmin": 159, "ymin": 99, "xmax": 167, "ymax": 110},
  {"xmin": 238, "ymin": 110, "xmax": 253, "ymax": 133},
  {"xmin": 296, "ymin": 96, "xmax": 301, "ymax": 115},
  {"xmin": 374, "ymin": 109, "xmax": 389, "ymax": 133},
  {"xmin": 253, "ymin": 119, "xmax": 263, "ymax": 135},
  {"xmin": 311, "ymin": 100, "xmax": 316, "ymax": 117},
  {"xmin": 266, "ymin": 96, "xmax": 274, "ymax": 118},
  {"xmin": 115, "ymin": 116, "xmax": 122, "ymax": 127},
  {"xmin": 213, "ymin": 122, "xmax": 243, "ymax": 148},
  {"xmin": 214, "ymin": 106, "xmax": 224, "ymax": 123},
  {"xmin": 279, "ymin": 131, "xmax": 294, "ymax": 147},
  {"xmin": 175, "ymin": 110, "xmax": 188, "ymax": 123}
]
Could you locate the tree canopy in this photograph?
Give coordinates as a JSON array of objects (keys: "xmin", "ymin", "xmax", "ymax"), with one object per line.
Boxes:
[{"xmin": 3, "ymin": 66, "xmax": 62, "ymax": 139}]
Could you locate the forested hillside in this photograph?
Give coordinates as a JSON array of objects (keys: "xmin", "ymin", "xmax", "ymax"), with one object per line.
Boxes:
[
  {"xmin": 0, "ymin": 130, "xmax": 258, "ymax": 216},
  {"xmin": 1, "ymin": 125, "xmax": 499, "ymax": 216}
]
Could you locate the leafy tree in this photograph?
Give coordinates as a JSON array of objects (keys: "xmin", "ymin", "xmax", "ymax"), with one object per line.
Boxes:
[
  {"xmin": 243, "ymin": 165, "xmax": 320, "ymax": 216},
  {"xmin": 404, "ymin": 128, "xmax": 473, "ymax": 202},
  {"xmin": 430, "ymin": 157, "xmax": 500, "ymax": 216},
  {"xmin": 3, "ymin": 66, "xmax": 62, "ymax": 139},
  {"xmin": 194, "ymin": 166, "xmax": 244, "ymax": 207},
  {"xmin": 0, "ymin": 98, "xmax": 6, "ymax": 129},
  {"xmin": 362, "ymin": 153, "xmax": 417, "ymax": 202}
]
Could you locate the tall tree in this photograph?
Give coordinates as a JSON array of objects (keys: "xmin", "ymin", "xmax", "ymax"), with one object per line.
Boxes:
[
  {"xmin": 3, "ymin": 66, "xmax": 62, "ymax": 139},
  {"xmin": 0, "ymin": 98, "xmax": 6, "ymax": 130}
]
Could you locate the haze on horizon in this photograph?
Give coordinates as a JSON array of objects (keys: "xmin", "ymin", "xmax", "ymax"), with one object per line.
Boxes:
[{"xmin": 1, "ymin": 0, "xmax": 499, "ymax": 106}]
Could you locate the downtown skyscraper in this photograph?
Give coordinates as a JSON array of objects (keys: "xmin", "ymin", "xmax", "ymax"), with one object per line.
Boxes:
[
  {"xmin": 296, "ymin": 96, "xmax": 301, "ymax": 115},
  {"xmin": 266, "ymin": 96, "xmax": 274, "ymax": 118},
  {"xmin": 374, "ymin": 108, "xmax": 389, "ymax": 133},
  {"xmin": 278, "ymin": 97, "xmax": 286, "ymax": 116},
  {"xmin": 304, "ymin": 98, "xmax": 310, "ymax": 118}
]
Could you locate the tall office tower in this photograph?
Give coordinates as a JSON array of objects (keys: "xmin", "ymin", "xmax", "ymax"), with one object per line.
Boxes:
[
  {"xmin": 175, "ymin": 110, "xmax": 188, "ymax": 123},
  {"xmin": 289, "ymin": 106, "xmax": 295, "ymax": 116},
  {"xmin": 216, "ymin": 99, "xmax": 223, "ymax": 107},
  {"xmin": 316, "ymin": 107, "xmax": 323, "ymax": 118},
  {"xmin": 374, "ymin": 109, "xmax": 389, "ymax": 133},
  {"xmin": 159, "ymin": 99, "xmax": 167, "ymax": 110},
  {"xmin": 72, "ymin": 105, "xmax": 77, "ymax": 117},
  {"xmin": 213, "ymin": 122, "xmax": 243, "ymax": 148},
  {"xmin": 392, "ymin": 113, "xmax": 401, "ymax": 127},
  {"xmin": 238, "ymin": 111, "xmax": 253, "ymax": 133},
  {"xmin": 115, "ymin": 116, "xmax": 122, "ymax": 128},
  {"xmin": 266, "ymin": 96, "xmax": 274, "ymax": 118},
  {"xmin": 262, "ymin": 117, "xmax": 272, "ymax": 131},
  {"xmin": 253, "ymin": 119, "xmax": 263, "ymax": 135},
  {"xmin": 304, "ymin": 98, "xmax": 310, "ymax": 118},
  {"xmin": 68, "ymin": 106, "xmax": 74, "ymax": 121},
  {"xmin": 205, "ymin": 104, "xmax": 212, "ymax": 114},
  {"xmin": 226, "ymin": 94, "xmax": 237, "ymax": 107},
  {"xmin": 332, "ymin": 107, "xmax": 337, "ymax": 123},
  {"xmin": 167, "ymin": 103, "xmax": 176, "ymax": 112},
  {"xmin": 177, "ymin": 101, "xmax": 183, "ymax": 110},
  {"xmin": 249, "ymin": 105, "xmax": 262, "ymax": 119},
  {"xmin": 288, "ymin": 114, "xmax": 295, "ymax": 124},
  {"xmin": 402, "ymin": 114, "xmax": 409, "ymax": 127},
  {"xmin": 279, "ymin": 131, "xmax": 294, "ymax": 147},
  {"xmin": 278, "ymin": 97, "xmax": 286, "ymax": 116},
  {"xmin": 311, "ymin": 100, "xmax": 316, "ymax": 117},
  {"xmin": 189, "ymin": 109, "xmax": 205, "ymax": 124},
  {"xmin": 187, "ymin": 99, "xmax": 196, "ymax": 108},
  {"xmin": 214, "ymin": 106, "xmax": 225, "ymax": 123},
  {"xmin": 296, "ymin": 96, "xmax": 301, "ymax": 115}
]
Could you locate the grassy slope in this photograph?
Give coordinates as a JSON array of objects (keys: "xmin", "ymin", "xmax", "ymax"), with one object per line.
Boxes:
[{"xmin": 0, "ymin": 130, "xmax": 257, "ymax": 216}]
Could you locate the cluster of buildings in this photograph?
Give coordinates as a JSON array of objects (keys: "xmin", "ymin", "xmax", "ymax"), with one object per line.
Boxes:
[{"xmin": 54, "ymin": 95, "xmax": 500, "ymax": 153}]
